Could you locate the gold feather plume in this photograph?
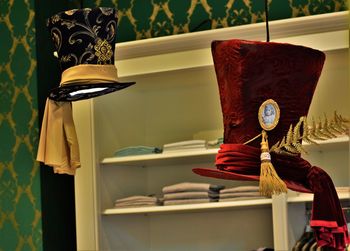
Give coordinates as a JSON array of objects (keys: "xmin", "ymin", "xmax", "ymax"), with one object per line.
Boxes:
[{"xmin": 270, "ymin": 112, "xmax": 349, "ymax": 155}]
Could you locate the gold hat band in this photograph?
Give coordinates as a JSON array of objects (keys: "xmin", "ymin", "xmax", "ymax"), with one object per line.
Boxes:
[{"xmin": 60, "ymin": 64, "xmax": 119, "ymax": 86}]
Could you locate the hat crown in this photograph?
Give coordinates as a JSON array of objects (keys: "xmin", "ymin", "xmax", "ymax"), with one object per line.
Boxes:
[
  {"xmin": 212, "ymin": 39, "xmax": 325, "ymax": 147},
  {"xmin": 47, "ymin": 7, "xmax": 117, "ymax": 72}
]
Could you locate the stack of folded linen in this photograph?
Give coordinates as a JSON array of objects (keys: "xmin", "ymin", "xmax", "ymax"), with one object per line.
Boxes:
[
  {"xmin": 114, "ymin": 195, "xmax": 160, "ymax": 208},
  {"xmin": 162, "ymin": 182, "xmax": 224, "ymax": 206},
  {"xmin": 219, "ymin": 186, "xmax": 266, "ymax": 202},
  {"xmin": 114, "ymin": 146, "xmax": 162, "ymax": 157},
  {"xmin": 162, "ymin": 140, "xmax": 207, "ymax": 153}
]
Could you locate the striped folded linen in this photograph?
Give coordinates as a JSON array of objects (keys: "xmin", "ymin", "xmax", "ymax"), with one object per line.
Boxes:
[
  {"xmin": 162, "ymin": 182, "xmax": 225, "ymax": 194},
  {"xmin": 219, "ymin": 197, "xmax": 266, "ymax": 202},
  {"xmin": 220, "ymin": 186, "xmax": 260, "ymax": 194},
  {"xmin": 219, "ymin": 192, "xmax": 261, "ymax": 199},
  {"xmin": 335, "ymin": 186, "xmax": 350, "ymax": 193},
  {"xmin": 162, "ymin": 140, "xmax": 207, "ymax": 153},
  {"xmin": 115, "ymin": 195, "xmax": 158, "ymax": 204},
  {"xmin": 163, "ymin": 140, "xmax": 206, "ymax": 149},
  {"xmin": 114, "ymin": 195, "xmax": 160, "ymax": 208},
  {"xmin": 163, "ymin": 198, "xmax": 217, "ymax": 206},
  {"xmin": 114, "ymin": 201, "xmax": 159, "ymax": 208},
  {"xmin": 163, "ymin": 191, "xmax": 219, "ymax": 200},
  {"xmin": 162, "ymin": 145, "xmax": 207, "ymax": 153}
]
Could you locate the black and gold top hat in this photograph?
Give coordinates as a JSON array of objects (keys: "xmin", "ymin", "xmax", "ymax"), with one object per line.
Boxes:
[
  {"xmin": 46, "ymin": 7, "xmax": 134, "ymax": 101},
  {"xmin": 37, "ymin": 7, "xmax": 135, "ymax": 175}
]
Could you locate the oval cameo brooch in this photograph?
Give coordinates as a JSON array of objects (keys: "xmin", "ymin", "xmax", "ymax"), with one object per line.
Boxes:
[{"xmin": 258, "ymin": 99, "xmax": 280, "ymax": 131}]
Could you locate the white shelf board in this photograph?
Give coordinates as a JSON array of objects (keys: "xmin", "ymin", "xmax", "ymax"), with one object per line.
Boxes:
[
  {"xmin": 102, "ymin": 198, "xmax": 272, "ymax": 216},
  {"xmin": 302, "ymin": 135, "xmax": 349, "ymax": 152},
  {"xmin": 101, "ymin": 148, "xmax": 218, "ymax": 167},
  {"xmin": 288, "ymin": 191, "xmax": 350, "ymax": 203},
  {"xmin": 101, "ymin": 136, "xmax": 348, "ymax": 167}
]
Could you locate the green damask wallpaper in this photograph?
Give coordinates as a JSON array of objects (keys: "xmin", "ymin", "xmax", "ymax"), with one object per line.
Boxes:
[
  {"xmin": 0, "ymin": 0, "xmax": 42, "ymax": 250},
  {"xmin": 83, "ymin": 0, "xmax": 347, "ymax": 42}
]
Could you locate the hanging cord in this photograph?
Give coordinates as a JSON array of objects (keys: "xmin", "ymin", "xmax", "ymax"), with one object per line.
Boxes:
[
  {"xmin": 190, "ymin": 19, "xmax": 211, "ymax": 32},
  {"xmin": 265, "ymin": 0, "xmax": 270, "ymax": 42},
  {"xmin": 80, "ymin": 0, "xmax": 83, "ymax": 9}
]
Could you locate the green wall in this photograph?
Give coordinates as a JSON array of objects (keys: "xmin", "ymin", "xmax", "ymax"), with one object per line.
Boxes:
[
  {"xmin": 83, "ymin": 0, "xmax": 347, "ymax": 42},
  {"xmin": 0, "ymin": 0, "xmax": 42, "ymax": 250}
]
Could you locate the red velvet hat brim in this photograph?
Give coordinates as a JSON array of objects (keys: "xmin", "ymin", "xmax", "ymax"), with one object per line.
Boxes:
[{"xmin": 193, "ymin": 167, "xmax": 312, "ymax": 194}]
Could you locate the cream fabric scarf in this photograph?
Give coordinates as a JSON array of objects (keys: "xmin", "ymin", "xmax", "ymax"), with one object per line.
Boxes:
[{"xmin": 37, "ymin": 99, "xmax": 80, "ymax": 175}]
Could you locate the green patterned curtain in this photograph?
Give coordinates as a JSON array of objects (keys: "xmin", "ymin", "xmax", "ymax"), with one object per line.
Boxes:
[
  {"xmin": 83, "ymin": 0, "xmax": 347, "ymax": 42},
  {"xmin": 0, "ymin": 0, "xmax": 42, "ymax": 250}
]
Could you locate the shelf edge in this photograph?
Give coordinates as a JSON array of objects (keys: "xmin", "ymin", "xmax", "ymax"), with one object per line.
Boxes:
[
  {"xmin": 101, "ymin": 136, "xmax": 349, "ymax": 166},
  {"xmin": 102, "ymin": 198, "xmax": 273, "ymax": 215}
]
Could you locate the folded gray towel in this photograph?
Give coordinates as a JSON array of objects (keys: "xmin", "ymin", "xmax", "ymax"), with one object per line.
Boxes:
[
  {"xmin": 219, "ymin": 196, "xmax": 265, "ymax": 202},
  {"xmin": 220, "ymin": 186, "xmax": 260, "ymax": 194},
  {"xmin": 162, "ymin": 182, "xmax": 224, "ymax": 194},
  {"xmin": 163, "ymin": 198, "xmax": 217, "ymax": 206},
  {"xmin": 219, "ymin": 192, "xmax": 261, "ymax": 199},
  {"xmin": 163, "ymin": 191, "xmax": 219, "ymax": 200}
]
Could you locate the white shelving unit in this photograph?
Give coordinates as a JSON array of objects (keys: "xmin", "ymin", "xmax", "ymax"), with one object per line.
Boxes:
[{"xmin": 73, "ymin": 11, "xmax": 349, "ymax": 251}]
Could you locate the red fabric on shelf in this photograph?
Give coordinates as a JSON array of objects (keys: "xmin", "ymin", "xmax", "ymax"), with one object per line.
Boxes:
[{"xmin": 194, "ymin": 144, "xmax": 349, "ymax": 250}]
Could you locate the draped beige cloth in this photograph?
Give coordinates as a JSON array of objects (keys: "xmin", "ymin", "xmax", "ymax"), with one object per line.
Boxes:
[
  {"xmin": 37, "ymin": 64, "xmax": 121, "ymax": 175},
  {"xmin": 37, "ymin": 99, "xmax": 80, "ymax": 175}
]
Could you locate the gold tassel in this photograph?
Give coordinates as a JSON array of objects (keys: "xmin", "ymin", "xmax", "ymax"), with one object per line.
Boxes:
[{"xmin": 259, "ymin": 130, "xmax": 287, "ymax": 197}]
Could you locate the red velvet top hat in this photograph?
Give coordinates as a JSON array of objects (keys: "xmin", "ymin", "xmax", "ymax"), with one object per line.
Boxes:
[
  {"xmin": 46, "ymin": 7, "xmax": 134, "ymax": 101},
  {"xmin": 193, "ymin": 39, "xmax": 325, "ymax": 190},
  {"xmin": 193, "ymin": 39, "xmax": 349, "ymax": 249}
]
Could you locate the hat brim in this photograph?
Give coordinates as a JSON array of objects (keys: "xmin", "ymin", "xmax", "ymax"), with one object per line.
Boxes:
[
  {"xmin": 48, "ymin": 81, "xmax": 135, "ymax": 101},
  {"xmin": 192, "ymin": 167, "xmax": 312, "ymax": 194}
]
